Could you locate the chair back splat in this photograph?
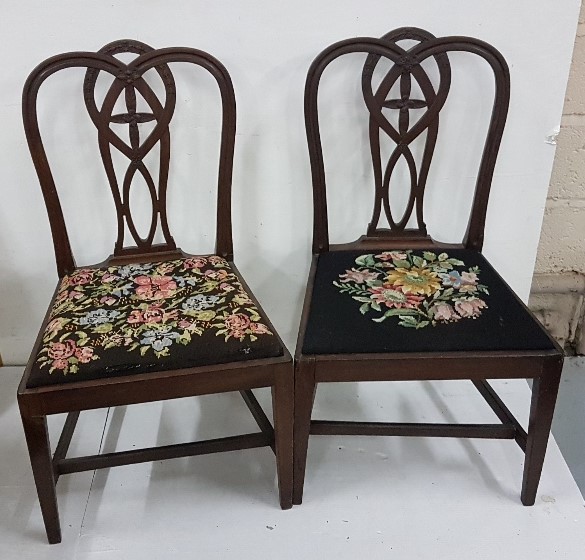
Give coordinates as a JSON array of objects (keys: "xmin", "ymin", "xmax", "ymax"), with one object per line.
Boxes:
[
  {"xmin": 23, "ymin": 39, "xmax": 236, "ymax": 276},
  {"xmin": 304, "ymin": 27, "xmax": 510, "ymax": 253}
]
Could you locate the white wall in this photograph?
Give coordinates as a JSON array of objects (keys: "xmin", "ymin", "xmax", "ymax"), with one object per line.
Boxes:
[{"xmin": 0, "ymin": 0, "xmax": 580, "ymax": 363}]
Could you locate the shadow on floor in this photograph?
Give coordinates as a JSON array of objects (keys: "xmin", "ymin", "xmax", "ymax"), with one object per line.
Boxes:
[{"xmin": 551, "ymin": 356, "xmax": 585, "ymax": 498}]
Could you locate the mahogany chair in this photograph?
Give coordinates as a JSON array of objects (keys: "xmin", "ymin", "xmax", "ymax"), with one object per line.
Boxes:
[
  {"xmin": 293, "ymin": 28, "xmax": 563, "ymax": 506},
  {"xmin": 18, "ymin": 39, "xmax": 293, "ymax": 544}
]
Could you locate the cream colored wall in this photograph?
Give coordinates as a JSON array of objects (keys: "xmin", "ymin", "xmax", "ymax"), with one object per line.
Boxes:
[
  {"xmin": 535, "ymin": 1, "xmax": 585, "ymax": 275},
  {"xmin": 530, "ymin": 1, "xmax": 585, "ymax": 353}
]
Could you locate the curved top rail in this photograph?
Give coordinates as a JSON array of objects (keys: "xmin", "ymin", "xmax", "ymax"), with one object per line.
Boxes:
[
  {"xmin": 23, "ymin": 41, "xmax": 237, "ymax": 276},
  {"xmin": 305, "ymin": 30, "xmax": 510, "ymax": 253}
]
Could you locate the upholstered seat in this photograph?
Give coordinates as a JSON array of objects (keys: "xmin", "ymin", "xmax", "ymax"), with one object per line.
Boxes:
[
  {"xmin": 303, "ymin": 249, "xmax": 554, "ymax": 355},
  {"xmin": 28, "ymin": 255, "xmax": 283, "ymax": 388}
]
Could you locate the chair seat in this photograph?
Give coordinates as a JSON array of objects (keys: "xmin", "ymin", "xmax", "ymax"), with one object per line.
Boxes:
[
  {"xmin": 302, "ymin": 249, "xmax": 555, "ymax": 355},
  {"xmin": 28, "ymin": 256, "xmax": 283, "ymax": 388}
]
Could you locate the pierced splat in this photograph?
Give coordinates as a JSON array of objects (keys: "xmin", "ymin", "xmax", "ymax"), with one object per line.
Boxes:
[
  {"xmin": 83, "ymin": 40, "xmax": 177, "ymax": 257},
  {"xmin": 305, "ymin": 28, "xmax": 509, "ymax": 253},
  {"xmin": 362, "ymin": 28, "xmax": 451, "ymax": 239},
  {"xmin": 23, "ymin": 40, "xmax": 236, "ymax": 276}
]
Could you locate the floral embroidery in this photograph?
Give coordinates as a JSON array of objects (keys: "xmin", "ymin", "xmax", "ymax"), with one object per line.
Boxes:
[
  {"xmin": 333, "ymin": 250, "xmax": 489, "ymax": 329},
  {"xmin": 35, "ymin": 257, "xmax": 273, "ymax": 376}
]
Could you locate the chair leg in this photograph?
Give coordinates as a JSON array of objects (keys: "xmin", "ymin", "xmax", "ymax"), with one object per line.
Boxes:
[
  {"xmin": 20, "ymin": 412, "xmax": 61, "ymax": 544},
  {"xmin": 272, "ymin": 367, "xmax": 293, "ymax": 510},
  {"xmin": 292, "ymin": 358, "xmax": 316, "ymax": 505},
  {"xmin": 521, "ymin": 360, "xmax": 563, "ymax": 506}
]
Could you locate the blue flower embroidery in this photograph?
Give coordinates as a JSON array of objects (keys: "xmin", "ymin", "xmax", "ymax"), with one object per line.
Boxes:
[
  {"xmin": 439, "ymin": 270, "xmax": 463, "ymax": 288},
  {"xmin": 182, "ymin": 294, "xmax": 221, "ymax": 311},
  {"xmin": 115, "ymin": 263, "xmax": 154, "ymax": 279},
  {"xmin": 79, "ymin": 309, "xmax": 121, "ymax": 326},
  {"xmin": 140, "ymin": 327, "xmax": 181, "ymax": 352}
]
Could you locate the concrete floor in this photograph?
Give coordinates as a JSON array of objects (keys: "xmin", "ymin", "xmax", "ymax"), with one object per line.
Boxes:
[
  {"xmin": 551, "ymin": 356, "xmax": 585, "ymax": 498},
  {"xmin": 0, "ymin": 365, "xmax": 584, "ymax": 558}
]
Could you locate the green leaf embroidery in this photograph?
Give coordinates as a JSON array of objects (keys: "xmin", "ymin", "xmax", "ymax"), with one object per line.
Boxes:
[{"xmin": 353, "ymin": 296, "xmax": 374, "ymax": 303}]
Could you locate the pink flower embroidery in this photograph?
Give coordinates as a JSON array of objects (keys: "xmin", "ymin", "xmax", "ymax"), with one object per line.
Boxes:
[
  {"xmin": 100, "ymin": 296, "xmax": 117, "ymax": 305},
  {"xmin": 183, "ymin": 258, "xmax": 207, "ymax": 269},
  {"xmin": 459, "ymin": 271, "xmax": 479, "ymax": 293},
  {"xmin": 368, "ymin": 285, "xmax": 424, "ymax": 309},
  {"xmin": 179, "ymin": 319, "xmax": 194, "ymax": 329},
  {"xmin": 143, "ymin": 306, "xmax": 165, "ymax": 323},
  {"xmin": 127, "ymin": 305, "xmax": 176, "ymax": 324},
  {"xmin": 204, "ymin": 269, "xmax": 228, "ymax": 281},
  {"xmin": 225, "ymin": 313, "xmax": 251, "ymax": 339},
  {"xmin": 52, "ymin": 358, "xmax": 68, "ymax": 370},
  {"xmin": 74, "ymin": 346, "xmax": 94, "ymax": 363},
  {"xmin": 48, "ymin": 340, "xmax": 77, "ymax": 360},
  {"xmin": 250, "ymin": 322, "xmax": 271, "ymax": 335},
  {"xmin": 102, "ymin": 273, "xmax": 118, "ymax": 283},
  {"xmin": 376, "ymin": 252, "xmax": 408, "ymax": 261},
  {"xmin": 208, "ymin": 256, "xmax": 227, "ymax": 266},
  {"xmin": 454, "ymin": 298, "xmax": 487, "ymax": 318},
  {"xmin": 134, "ymin": 276, "xmax": 177, "ymax": 300},
  {"xmin": 127, "ymin": 310, "xmax": 143, "ymax": 324},
  {"xmin": 432, "ymin": 303, "xmax": 460, "ymax": 322},
  {"xmin": 339, "ymin": 268, "xmax": 380, "ymax": 284},
  {"xmin": 69, "ymin": 269, "xmax": 94, "ymax": 285}
]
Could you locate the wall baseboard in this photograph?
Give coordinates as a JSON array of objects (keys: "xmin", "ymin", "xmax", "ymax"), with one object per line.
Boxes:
[{"xmin": 529, "ymin": 272, "xmax": 585, "ymax": 355}]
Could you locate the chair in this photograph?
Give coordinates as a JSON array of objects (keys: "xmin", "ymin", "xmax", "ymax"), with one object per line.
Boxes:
[
  {"xmin": 18, "ymin": 39, "xmax": 293, "ymax": 544},
  {"xmin": 293, "ymin": 27, "xmax": 563, "ymax": 506}
]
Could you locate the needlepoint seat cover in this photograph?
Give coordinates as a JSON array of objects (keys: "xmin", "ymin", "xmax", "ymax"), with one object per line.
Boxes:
[
  {"xmin": 28, "ymin": 255, "xmax": 283, "ymax": 388},
  {"xmin": 302, "ymin": 249, "xmax": 555, "ymax": 355}
]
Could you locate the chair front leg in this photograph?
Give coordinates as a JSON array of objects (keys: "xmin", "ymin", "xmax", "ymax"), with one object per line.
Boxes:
[
  {"xmin": 292, "ymin": 357, "xmax": 316, "ymax": 505},
  {"xmin": 20, "ymin": 411, "xmax": 61, "ymax": 544},
  {"xmin": 272, "ymin": 365, "xmax": 294, "ymax": 510},
  {"xmin": 521, "ymin": 359, "xmax": 563, "ymax": 505}
]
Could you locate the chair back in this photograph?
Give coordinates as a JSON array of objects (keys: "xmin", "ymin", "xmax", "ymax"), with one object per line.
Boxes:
[
  {"xmin": 305, "ymin": 27, "xmax": 510, "ymax": 253},
  {"xmin": 23, "ymin": 39, "xmax": 236, "ymax": 276}
]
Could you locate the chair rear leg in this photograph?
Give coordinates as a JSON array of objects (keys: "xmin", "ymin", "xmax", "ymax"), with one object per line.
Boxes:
[
  {"xmin": 293, "ymin": 358, "xmax": 316, "ymax": 505},
  {"xmin": 272, "ymin": 366, "xmax": 294, "ymax": 509},
  {"xmin": 20, "ymin": 412, "xmax": 61, "ymax": 544},
  {"xmin": 521, "ymin": 359, "xmax": 563, "ymax": 505}
]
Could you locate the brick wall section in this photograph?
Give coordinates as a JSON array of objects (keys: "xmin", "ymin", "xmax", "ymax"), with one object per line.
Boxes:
[
  {"xmin": 534, "ymin": 1, "xmax": 585, "ymax": 274},
  {"xmin": 530, "ymin": 0, "xmax": 585, "ymax": 353}
]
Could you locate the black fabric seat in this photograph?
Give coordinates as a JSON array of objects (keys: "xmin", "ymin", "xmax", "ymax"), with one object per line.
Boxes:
[
  {"xmin": 28, "ymin": 255, "xmax": 283, "ymax": 388},
  {"xmin": 303, "ymin": 249, "xmax": 554, "ymax": 355}
]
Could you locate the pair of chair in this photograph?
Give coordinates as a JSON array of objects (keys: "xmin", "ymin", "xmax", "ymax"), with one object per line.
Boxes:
[{"xmin": 17, "ymin": 29, "xmax": 563, "ymax": 545}]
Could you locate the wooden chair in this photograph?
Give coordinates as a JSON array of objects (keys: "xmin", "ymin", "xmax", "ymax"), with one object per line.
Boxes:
[
  {"xmin": 18, "ymin": 39, "xmax": 293, "ymax": 544},
  {"xmin": 293, "ymin": 27, "xmax": 563, "ymax": 506}
]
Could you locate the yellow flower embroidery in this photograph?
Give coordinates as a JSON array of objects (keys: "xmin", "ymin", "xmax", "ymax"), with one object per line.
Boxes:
[{"xmin": 385, "ymin": 266, "xmax": 441, "ymax": 296}]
